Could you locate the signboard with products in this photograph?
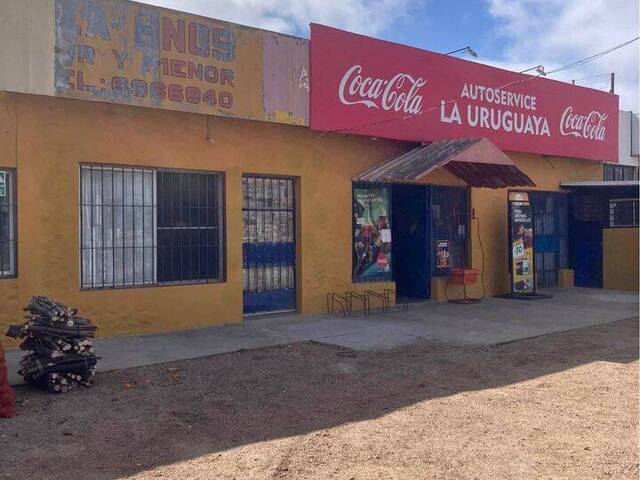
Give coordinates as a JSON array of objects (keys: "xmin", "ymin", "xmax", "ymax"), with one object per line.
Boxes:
[
  {"xmin": 310, "ymin": 24, "xmax": 619, "ymax": 162},
  {"xmin": 353, "ymin": 186, "xmax": 392, "ymax": 282},
  {"xmin": 436, "ymin": 240, "xmax": 451, "ymax": 271},
  {"xmin": 509, "ymin": 192, "xmax": 535, "ymax": 294}
]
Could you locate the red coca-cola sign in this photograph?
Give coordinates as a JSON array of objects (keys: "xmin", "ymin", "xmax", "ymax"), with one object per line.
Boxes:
[{"xmin": 310, "ymin": 24, "xmax": 619, "ymax": 162}]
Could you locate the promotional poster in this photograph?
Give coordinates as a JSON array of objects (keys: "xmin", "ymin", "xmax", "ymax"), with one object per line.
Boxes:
[
  {"xmin": 509, "ymin": 194, "xmax": 535, "ymax": 294},
  {"xmin": 436, "ymin": 240, "xmax": 451, "ymax": 271},
  {"xmin": 353, "ymin": 186, "xmax": 392, "ymax": 282}
]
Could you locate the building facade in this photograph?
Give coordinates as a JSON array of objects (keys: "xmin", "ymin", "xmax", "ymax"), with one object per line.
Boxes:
[{"xmin": 0, "ymin": 0, "xmax": 635, "ymax": 348}]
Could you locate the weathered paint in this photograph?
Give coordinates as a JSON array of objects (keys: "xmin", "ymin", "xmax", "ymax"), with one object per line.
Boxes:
[
  {"xmin": 603, "ymin": 228, "xmax": 639, "ymax": 291},
  {"xmin": 54, "ymin": 0, "xmax": 264, "ymax": 120},
  {"xmin": 262, "ymin": 32, "xmax": 309, "ymax": 125},
  {"xmin": 0, "ymin": 92, "xmax": 608, "ymax": 349},
  {"xmin": 0, "ymin": 0, "xmax": 310, "ymax": 126}
]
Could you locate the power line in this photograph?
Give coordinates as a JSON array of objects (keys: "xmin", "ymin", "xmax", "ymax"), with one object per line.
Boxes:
[
  {"xmin": 548, "ymin": 36, "xmax": 639, "ymax": 74},
  {"xmin": 324, "ymin": 36, "xmax": 639, "ymax": 137}
]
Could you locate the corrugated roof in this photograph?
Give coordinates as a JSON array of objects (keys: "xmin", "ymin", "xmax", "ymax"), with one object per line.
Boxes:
[{"xmin": 354, "ymin": 138, "xmax": 535, "ymax": 188}]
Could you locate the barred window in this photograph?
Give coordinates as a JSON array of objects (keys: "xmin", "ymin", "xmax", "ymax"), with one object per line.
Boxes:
[
  {"xmin": 604, "ymin": 164, "xmax": 639, "ymax": 181},
  {"xmin": 0, "ymin": 169, "xmax": 16, "ymax": 277},
  {"xmin": 157, "ymin": 171, "xmax": 224, "ymax": 283},
  {"xmin": 80, "ymin": 165, "xmax": 224, "ymax": 289},
  {"xmin": 609, "ymin": 198, "xmax": 639, "ymax": 227}
]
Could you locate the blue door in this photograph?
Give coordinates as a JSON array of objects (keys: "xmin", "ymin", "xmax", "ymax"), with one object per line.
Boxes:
[
  {"xmin": 392, "ymin": 184, "xmax": 430, "ymax": 299},
  {"xmin": 529, "ymin": 192, "xmax": 569, "ymax": 289},
  {"xmin": 574, "ymin": 222, "xmax": 603, "ymax": 288},
  {"xmin": 571, "ymin": 193, "xmax": 604, "ymax": 288},
  {"xmin": 242, "ymin": 176, "xmax": 296, "ymax": 315}
]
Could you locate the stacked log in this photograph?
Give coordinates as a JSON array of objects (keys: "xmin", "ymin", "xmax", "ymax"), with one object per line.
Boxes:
[
  {"xmin": 0, "ymin": 343, "xmax": 16, "ymax": 417},
  {"xmin": 5, "ymin": 296, "xmax": 99, "ymax": 393}
]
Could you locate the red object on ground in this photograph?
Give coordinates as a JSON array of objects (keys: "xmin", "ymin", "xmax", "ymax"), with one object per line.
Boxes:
[
  {"xmin": 450, "ymin": 268, "xmax": 480, "ymax": 286},
  {"xmin": 0, "ymin": 344, "xmax": 16, "ymax": 418}
]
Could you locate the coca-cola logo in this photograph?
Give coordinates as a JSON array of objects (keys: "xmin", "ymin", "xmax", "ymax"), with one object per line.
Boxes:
[
  {"xmin": 560, "ymin": 106, "xmax": 607, "ymax": 141},
  {"xmin": 376, "ymin": 253, "xmax": 389, "ymax": 270},
  {"xmin": 338, "ymin": 65, "xmax": 426, "ymax": 115}
]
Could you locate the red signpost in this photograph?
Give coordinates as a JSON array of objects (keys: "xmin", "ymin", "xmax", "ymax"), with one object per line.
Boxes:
[{"xmin": 310, "ymin": 24, "xmax": 619, "ymax": 163}]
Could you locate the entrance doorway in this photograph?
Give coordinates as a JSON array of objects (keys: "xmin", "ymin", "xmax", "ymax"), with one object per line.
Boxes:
[
  {"xmin": 571, "ymin": 193, "xmax": 604, "ymax": 288},
  {"xmin": 242, "ymin": 175, "xmax": 296, "ymax": 315},
  {"xmin": 529, "ymin": 192, "xmax": 569, "ymax": 289},
  {"xmin": 392, "ymin": 184, "xmax": 430, "ymax": 300}
]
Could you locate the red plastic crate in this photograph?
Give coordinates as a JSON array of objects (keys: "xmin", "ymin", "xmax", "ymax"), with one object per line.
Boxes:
[{"xmin": 450, "ymin": 268, "xmax": 479, "ymax": 286}]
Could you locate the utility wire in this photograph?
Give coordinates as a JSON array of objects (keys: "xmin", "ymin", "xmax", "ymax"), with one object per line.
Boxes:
[
  {"xmin": 548, "ymin": 36, "xmax": 639, "ymax": 74},
  {"xmin": 323, "ymin": 36, "xmax": 640, "ymax": 137}
]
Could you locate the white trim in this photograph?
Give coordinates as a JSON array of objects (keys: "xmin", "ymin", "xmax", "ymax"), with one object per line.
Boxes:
[{"xmin": 561, "ymin": 180, "xmax": 640, "ymax": 188}]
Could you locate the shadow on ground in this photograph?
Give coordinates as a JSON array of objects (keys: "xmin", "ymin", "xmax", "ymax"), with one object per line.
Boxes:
[{"xmin": 1, "ymin": 317, "xmax": 638, "ymax": 479}]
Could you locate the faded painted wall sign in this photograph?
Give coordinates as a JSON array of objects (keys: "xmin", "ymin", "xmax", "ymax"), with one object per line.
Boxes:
[{"xmin": 53, "ymin": 0, "xmax": 307, "ymax": 123}]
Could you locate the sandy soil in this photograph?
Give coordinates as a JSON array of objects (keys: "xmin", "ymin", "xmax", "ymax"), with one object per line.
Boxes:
[{"xmin": 1, "ymin": 318, "xmax": 638, "ymax": 480}]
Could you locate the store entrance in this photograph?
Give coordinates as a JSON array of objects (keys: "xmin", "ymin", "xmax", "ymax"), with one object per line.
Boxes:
[{"xmin": 392, "ymin": 184, "xmax": 430, "ymax": 300}]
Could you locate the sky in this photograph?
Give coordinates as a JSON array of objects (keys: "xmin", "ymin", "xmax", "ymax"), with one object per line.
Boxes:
[{"xmin": 139, "ymin": 0, "xmax": 639, "ymax": 111}]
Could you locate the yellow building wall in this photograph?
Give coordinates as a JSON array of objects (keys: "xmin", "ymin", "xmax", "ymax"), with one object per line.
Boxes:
[
  {"xmin": 0, "ymin": 91, "xmax": 608, "ymax": 347},
  {"xmin": 603, "ymin": 228, "xmax": 639, "ymax": 292},
  {"xmin": 465, "ymin": 153, "xmax": 603, "ymax": 299},
  {"xmin": 0, "ymin": 92, "xmax": 19, "ymax": 344},
  {"xmin": 0, "ymin": 92, "xmax": 412, "ymax": 348}
]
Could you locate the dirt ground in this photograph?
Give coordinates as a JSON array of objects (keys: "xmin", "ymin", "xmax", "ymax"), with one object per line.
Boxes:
[{"xmin": 1, "ymin": 318, "xmax": 638, "ymax": 480}]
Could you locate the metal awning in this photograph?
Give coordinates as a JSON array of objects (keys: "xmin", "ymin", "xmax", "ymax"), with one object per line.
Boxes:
[
  {"xmin": 560, "ymin": 180, "xmax": 640, "ymax": 188},
  {"xmin": 354, "ymin": 137, "xmax": 536, "ymax": 188}
]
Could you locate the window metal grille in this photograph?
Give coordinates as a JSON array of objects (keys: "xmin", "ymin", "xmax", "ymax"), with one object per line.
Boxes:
[
  {"xmin": 157, "ymin": 171, "xmax": 224, "ymax": 283},
  {"xmin": 530, "ymin": 192, "xmax": 569, "ymax": 289},
  {"xmin": 573, "ymin": 194, "xmax": 603, "ymax": 223},
  {"xmin": 604, "ymin": 164, "xmax": 639, "ymax": 181},
  {"xmin": 0, "ymin": 168, "xmax": 16, "ymax": 277},
  {"xmin": 80, "ymin": 165, "xmax": 225, "ymax": 289},
  {"xmin": 242, "ymin": 176, "xmax": 295, "ymax": 296},
  {"xmin": 80, "ymin": 165, "xmax": 156, "ymax": 288},
  {"xmin": 431, "ymin": 186, "xmax": 468, "ymax": 275},
  {"xmin": 609, "ymin": 198, "xmax": 639, "ymax": 227}
]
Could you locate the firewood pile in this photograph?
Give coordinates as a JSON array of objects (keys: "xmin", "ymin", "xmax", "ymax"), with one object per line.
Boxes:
[
  {"xmin": 0, "ymin": 343, "xmax": 16, "ymax": 417},
  {"xmin": 5, "ymin": 296, "xmax": 99, "ymax": 393}
]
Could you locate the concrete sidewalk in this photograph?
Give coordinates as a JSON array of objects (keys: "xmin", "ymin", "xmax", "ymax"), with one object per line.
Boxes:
[{"xmin": 6, "ymin": 287, "xmax": 638, "ymax": 385}]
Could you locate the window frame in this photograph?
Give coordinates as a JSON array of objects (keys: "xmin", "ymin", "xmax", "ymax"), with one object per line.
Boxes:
[
  {"xmin": 79, "ymin": 163, "xmax": 226, "ymax": 290},
  {"xmin": 0, "ymin": 167, "xmax": 17, "ymax": 279},
  {"xmin": 156, "ymin": 168, "xmax": 226, "ymax": 285},
  {"xmin": 609, "ymin": 198, "xmax": 639, "ymax": 228},
  {"xmin": 604, "ymin": 164, "xmax": 639, "ymax": 181},
  {"xmin": 352, "ymin": 182, "xmax": 393, "ymax": 283}
]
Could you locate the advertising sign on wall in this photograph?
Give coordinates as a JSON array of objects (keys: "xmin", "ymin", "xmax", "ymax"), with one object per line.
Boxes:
[
  {"xmin": 436, "ymin": 240, "xmax": 451, "ymax": 271},
  {"xmin": 310, "ymin": 24, "xmax": 619, "ymax": 162},
  {"xmin": 353, "ymin": 186, "xmax": 392, "ymax": 282},
  {"xmin": 509, "ymin": 192, "xmax": 535, "ymax": 294},
  {"xmin": 52, "ymin": 0, "xmax": 309, "ymax": 124}
]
